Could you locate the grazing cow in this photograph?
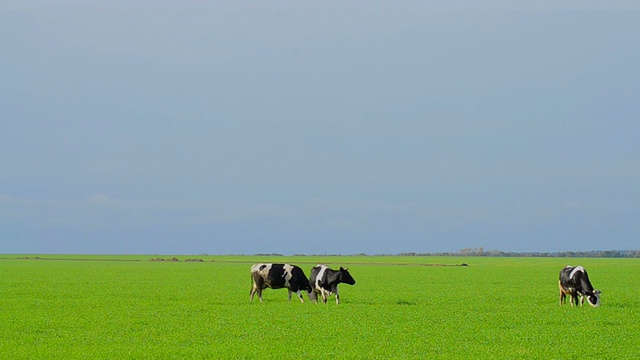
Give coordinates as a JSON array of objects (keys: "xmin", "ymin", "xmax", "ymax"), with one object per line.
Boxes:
[
  {"xmin": 250, "ymin": 263, "xmax": 312, "ymax": 302},
  {"xmin": 558, "ymin": 265, "xmax": 601, "ymax": 307},
  {"xmin": 309, "ymin": 264, "xmax": 356, "ymax": 304}
]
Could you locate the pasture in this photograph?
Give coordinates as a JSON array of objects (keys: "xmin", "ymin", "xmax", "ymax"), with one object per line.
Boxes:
[{"xmin": 1, "ymin": 255, "xmax": 639, "ymax": 359}]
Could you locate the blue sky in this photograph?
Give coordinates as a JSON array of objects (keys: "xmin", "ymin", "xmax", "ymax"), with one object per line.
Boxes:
[{"xmin": 1, "ymin": 1, "xmax": 639, "ymax": 255}]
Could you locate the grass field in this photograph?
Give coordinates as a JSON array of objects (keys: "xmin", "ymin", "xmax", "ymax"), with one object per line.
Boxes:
[{"xmin": 1, "ymin": 255, "xmax": 639, "ymax": 359}]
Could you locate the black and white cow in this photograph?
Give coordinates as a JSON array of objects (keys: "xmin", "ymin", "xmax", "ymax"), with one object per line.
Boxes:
[
  {"xmin": 309, "ymin": 264, "xmax": 356, "ymax": 304},
  {"xmin": 558, "ymin": 265, "xmax": 601, "ymax": 307},
  {"xmin": 250, "ymin": 263, "xmax": 312, "ymax": 302}
]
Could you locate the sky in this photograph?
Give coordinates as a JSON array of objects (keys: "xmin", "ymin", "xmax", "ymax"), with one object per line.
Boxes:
[{"xmin": 1, "ymin": 1, "xmax": 639, "ymax": 255}]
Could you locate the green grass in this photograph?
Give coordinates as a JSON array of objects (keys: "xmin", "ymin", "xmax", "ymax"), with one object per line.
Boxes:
[{"xmin": 1, "ymin": 256, "xmax": 639, "ymax": 359}]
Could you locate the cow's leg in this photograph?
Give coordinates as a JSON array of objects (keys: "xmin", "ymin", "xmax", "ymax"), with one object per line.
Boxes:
[
  {"xmin": 558, "ymin": 281, "xmax": 565, "ymax": 305},
  {"xmin": 321, "ymin": 289, "xmax": 328, "ymax": 304},
  {"xmin": 258, "ymin": 288, "xmax": 264, "ymax": 302},
  {"xmin": 250, "ymin": 287, "xmax": 256, "ymax": 302},
  {"xmin": 335, "ymin": 287, "xmax": 340, "ymax": 304},
  {"xmin": 288, "ymin": 289, "xmax": 293, "ymax": 301},
  {"xmin": 289, "ymin": 284, "xmax": 305, "ymax": 303}
]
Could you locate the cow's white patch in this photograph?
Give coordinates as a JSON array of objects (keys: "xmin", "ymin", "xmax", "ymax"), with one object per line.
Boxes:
[
  {"xmin": 282, "ymin": 264, "xmax": 294, "ymax": 287},
  {"xmin": 251, "ymin": 263, "xmax": 271, "ymax": 275},
  {"xmin": 313, "ymin": 265, "xmax": 335, "ymax": 303},
  {"xmin": 569, "ymin": 266, "xmax": 585, "ymax": 280},
  {"xmin": 314, "ymin": 265, "xmax": 328, "ymax": 291}
]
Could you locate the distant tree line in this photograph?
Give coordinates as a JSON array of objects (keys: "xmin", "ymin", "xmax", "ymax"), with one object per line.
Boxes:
[
  {"xmin": 253, "ymin": 249, "xmax": 640, "ymax": 258},
  {"xmin": 396, "ymin": 247, "xmax": 640, "ymax": 258}
]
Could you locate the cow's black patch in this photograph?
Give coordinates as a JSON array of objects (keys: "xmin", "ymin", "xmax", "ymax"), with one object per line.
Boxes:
[
  {"xmin": 288, "ymin": 265, "xmax": 311, "ymax": 292},
  {"xmin": 267, "ymin": 264, "xmax": 286, "ymax": 288}
]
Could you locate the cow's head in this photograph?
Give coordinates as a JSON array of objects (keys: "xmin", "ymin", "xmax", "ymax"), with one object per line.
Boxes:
[
  {"xmin": 306, "ymin": 290, "xmax": 316, "ymax": 302},
  {"xmin": 586, "ymin": 290, "xmax": 601, "ymax": 307},
  {"xmin": 339, "ymin": 267, "xmax": 356, "ymax": 285}
]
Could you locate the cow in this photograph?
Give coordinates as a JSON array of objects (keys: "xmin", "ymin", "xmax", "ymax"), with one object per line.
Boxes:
[
  {"xmin": 309, "ymin": 264, "xmax": 356, "ymax": 304},
  {"xmin": 558, "ymin": 265, "xmax": 601, "ymax": 307},
  {"xmin": 250, "ymin": 263, "xmax": 312, "ymax": 303}
]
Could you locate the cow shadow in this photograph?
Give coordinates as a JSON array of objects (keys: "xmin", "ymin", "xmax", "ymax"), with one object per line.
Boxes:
[{"xmin": 395, "ymin": 299, "xmax": 417, "ymax": 306}]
